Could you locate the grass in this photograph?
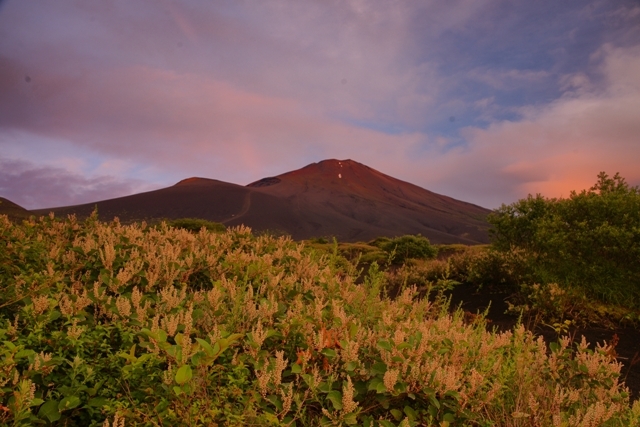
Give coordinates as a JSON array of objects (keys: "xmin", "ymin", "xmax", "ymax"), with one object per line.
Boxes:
[{"xmin": 0, "ymin": 213, "xmax": 639, "ymax": 426}]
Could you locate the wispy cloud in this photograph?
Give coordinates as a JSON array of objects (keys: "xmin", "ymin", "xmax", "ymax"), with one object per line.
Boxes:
[
  {"xmin": 467, "ymin": 68, "xmax": 551, "ymax": 90},
  {"xmin": 0, "ymin": 157, "xmax": 153, "ymax": 210},
  {"xmin": 0, "ymin": 0, "xmax": 639, "ymax": 209},
  {"xmin": 421, "ymin": 44, "xmax": 640, "ymax": 207}
]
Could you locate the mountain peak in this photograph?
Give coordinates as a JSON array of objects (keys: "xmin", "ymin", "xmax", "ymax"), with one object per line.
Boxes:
[
  {"xmin": 36, "ymin": 158, "xmax": 490, "ymax": 244},
  {"xmin": 174, "ymin": 177, "xmax": 226, "ymax": 186}
]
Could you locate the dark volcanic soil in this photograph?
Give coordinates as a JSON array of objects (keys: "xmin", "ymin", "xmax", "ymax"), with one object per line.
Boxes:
[{"xmin": 447, "ymin": 282, "xmax": 640, "ymax": 401}]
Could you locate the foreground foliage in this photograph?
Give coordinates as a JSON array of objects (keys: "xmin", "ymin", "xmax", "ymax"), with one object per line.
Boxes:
[
  {"xmin": 163, "ymin": 218, "xmax": 226, "ymax": 234},
  {"xmin": 1, "ymin": 214, "xmax": 639, "ymax": 426},
  {"xmin": 488, "ymin": 172, "xmax": 640, "ymax": 311}
]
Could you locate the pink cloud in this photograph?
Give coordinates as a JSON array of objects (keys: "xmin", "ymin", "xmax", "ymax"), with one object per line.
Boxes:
[
  {"xmin": 0, "ymin": 58, "xmax": 430, "ymax": 188},
  {"xmin": 2, "ymin": 0, "xmax": 638, "ymax": 211},
  {"xmin": 422, "ymin": 44, "xmax": 640, "ymax": 207}
]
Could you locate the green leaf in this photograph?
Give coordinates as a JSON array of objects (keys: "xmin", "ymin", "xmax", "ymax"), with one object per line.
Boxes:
[
  {"xmin": 38, "ymin": 400, "xmax": 60, "ymax": 422},
  {"xmin": 173, "ymin": 386, "xmax": 183, "ymax": 396},
  {"xmin": 141, "ymin": 328, "xmax": 167, "ymax": 343},
  {"xmin": 166, "ymin": 345, "xmax": 181, "ymax": 361},
  {"xmin": 404, "ymin": 405, "xmax": 418, "ymax": 420},
  {"xmin": 226, "ymin": 332, "xmax": 244, "ymax": 343},
  {"xmin": 443, "ymin": 413, "xmax": 456, "ymax": 423},
  {"xmin": 100, "ymin": 270, "xmax": 111, "ymax": 285},
  {"xmin": 550, "ymin": 342, "xmax": 560, "ymax": 353},
  {"xmin": 156, "ymin": 329, "xmax": 168, "ymax": 342},
  {"xmin": 444, "ymin": 390, "xmax": 461, "ymax": 400},
  {"xmin": 349, "ymin": 323, "xmax": 359, "ymax": 339},
  {"xmin": 321, "ymin": 348, "xmax": 337, "ymax": 358},
  {"xmin": 318, "ymin": 381, "xmax": 333, "ymax": 393},
  {"xmin": 212, "ymin": 341, "xmax": 221, "ymax": 355},
  {"xmin": 192, "ymin": 308, "xmax": 204, "ymax": 320},
  {"xmin": 390, "ymin": 409, "xmax": 403, "ymax": 421},
  {"xmin": 175, "ymin": 365, "xmax": 193, "ymax": 385},
  {"xmin": 345, "ymin": 361, "xmax": 357, "ymax": 372},
  {"xmin": 291, "ymin": 363, "xmax": 302, "ymax": 374},
  {"xmin": 175, "ymin": 333, "xmax": 184, "ymax": 346},
  {"xmin": 29, "ymin": 398, "xmax": 44, "ymax": 407},
  {"xmin": 59, "ymin": 395, "xmax": 81, "ymax": 411},
  {"xmin": 378, "ymin": 420, "xmax": 395, "ymax": 427},
  {"xmin": 343, "ymin": 412, "xmax": 358, "ymax": 425},
  {"xmin": 16, "ymin": 349, "xmax": 36, "ymax": 359},
  {"xmin": 155, "ymin": 399, "xmax": 169, "ymax": 414},
  {"xmin": 368, "ymin": 378, "xmax": 383, "ymax": 392},
  {"xmin": 327, "ymin": 390, "xmax": 343, "ymax": 410},
  {"xmin": 87, "ymin": 397, "xmax": 108, "ymax": 408},
  {"xmin": 428, "ymin": 394, "xmax": 440, "ymax": 410},
  {"xmin": 118, "ymin": 351, "xmax": 136, "ymax": 363},
  {"xmin": 302, "ymin": 374, "xmax": 314, "ymax": 388},
  {"xmin": 268, "ymin": 395, "xmax": 284, "ymax": 411},
  {"xmin": 370, "ymin": 361, "xmax": 387, "ymax": 375},
  {"xmin": 190, "ymin": 352, "xmax": 206, "ymax": 366},
  {"xmin": 265, "ymin": 329, "xmax": 280, "ymax": 339},
  {"xmin": 377, "ymin": 340, "xmax": 393, "ymax": 351},
  {"xmin": 195, "ymin": 338, "xmax": 214, "ymax": 355}
]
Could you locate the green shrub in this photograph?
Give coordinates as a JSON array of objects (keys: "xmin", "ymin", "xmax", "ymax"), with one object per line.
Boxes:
[
  {"xmin": 368, "ymin": 236, "xmax": 392, "ymax": 248},
  {"xmin": 166, "ymin": 218, "xmax": 226, "ymax": 233},
  {"xmin": 381, "ymin": 234, "xmax": 438, "ymax": 264},
  {"xmin": 447, "ymin": 246, "xmax": 533, "ymax": 292},
  {"xmin": 385, "ymin": 259, "xmax": 460, "ymax": 298},
  {"xmin": 489, "ymin": 172, "xmax": 640, "ymax": 310},
  {"xmin": 308, "ymin": 236, "xmax": 331, "ymax": 244},
  {"xmin": 433, "ymin": 243, "xmax": 473, "ymax": 259},
  {"xmin": 0, "ymin": 214, "xmax": 638, "ymax": 426}
]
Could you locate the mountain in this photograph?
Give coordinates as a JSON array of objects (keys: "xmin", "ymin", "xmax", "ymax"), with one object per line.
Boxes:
[
  {"xmin": 32, "ymin": 159, "xmax": 491, "ymax": 244},
  {"xmin": 0, "ymin": 197, "xmax": 32, "ymax": 221}
]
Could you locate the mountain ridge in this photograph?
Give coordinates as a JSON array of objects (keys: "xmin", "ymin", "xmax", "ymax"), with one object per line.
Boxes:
[{"xmin": 20, "ymin": 159, "xmax": 491, "ymax": 243}]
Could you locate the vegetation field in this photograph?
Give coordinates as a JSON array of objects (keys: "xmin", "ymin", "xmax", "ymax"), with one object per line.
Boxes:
[{"xmin": 1, "ymin": 209, "xmax": 639, "ymax": 426}]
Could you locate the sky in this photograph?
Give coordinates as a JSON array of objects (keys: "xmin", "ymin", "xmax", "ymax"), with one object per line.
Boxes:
[{"xmin": 1, "ymin": 0, "xmax": 639, "ymax": 210}]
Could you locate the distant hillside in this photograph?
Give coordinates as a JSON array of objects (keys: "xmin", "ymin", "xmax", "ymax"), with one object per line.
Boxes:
[
  {"xmin": 0, "ymin": 197, "xmax": 32, "ymax": 221},
  {"xmin": 34, "ymin": 159, "xmax": 491, "ymax": 244}
]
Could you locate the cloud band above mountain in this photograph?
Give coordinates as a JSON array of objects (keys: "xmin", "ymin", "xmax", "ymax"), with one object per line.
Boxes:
[{"xmin": 1, "ymin": 0, "xmax": 639, "ymax": 209}]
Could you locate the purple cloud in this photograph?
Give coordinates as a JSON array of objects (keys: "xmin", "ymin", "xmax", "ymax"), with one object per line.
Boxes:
[
  {"xmin": 0, "ymin": 157, "xmax": 151, "ymax": 210},
  {"xmin": 0, "ymin": 0, "xmax": 639, "ymax": 210}
]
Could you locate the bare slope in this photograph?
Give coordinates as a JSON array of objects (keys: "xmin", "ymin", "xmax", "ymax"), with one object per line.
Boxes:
[
  {"xmin": 247, "ymin": 159, "xmax": 490, "ymax": 243},
  {"xmin": 0, "ymin": 197, "xmax": 32, "ymax": 221},
  {"xmin": 35, "ymin": 178, "xmax": 299, "ymax": 231},
  {"xmin": 34, "ymin": 159, "xmax": 491, "ymax": 243}
]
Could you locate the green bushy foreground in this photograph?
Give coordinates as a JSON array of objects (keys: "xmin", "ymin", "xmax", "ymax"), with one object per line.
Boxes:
[
  {"xmin": 1, "ymin": 214, "xmax": 639, "ymax": 426},
  {"xmin": 489, "ymin": 172, "xmax": 640, "ymax": 311}
]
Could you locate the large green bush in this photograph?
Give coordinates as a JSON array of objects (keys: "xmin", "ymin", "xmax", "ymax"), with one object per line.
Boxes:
[
  {"xmin": 378, "ymin": 235, "xmax": 438, "ymax": 264},
  {"xmin": 488, "ymin": 172, "xmax": 640, "ymax": 309}
]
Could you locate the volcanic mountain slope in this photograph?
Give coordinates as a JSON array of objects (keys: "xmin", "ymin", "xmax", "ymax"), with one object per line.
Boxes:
[
  {"xmin": 0, "ymin": 197, "xmax": 32, "ymax": 221},
  {"xmin": 34, "ymin": 159, "xmax": 491, "ymax": 244},
  {"xmin": 247, "ymin": 159, "xmax": 490, "ymax": 243}
]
